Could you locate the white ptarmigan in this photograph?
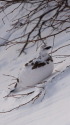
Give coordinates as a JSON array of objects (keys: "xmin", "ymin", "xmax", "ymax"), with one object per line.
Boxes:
[{"xmin": 10, "ymin": 45, "xmax": 54, "ymax": 92}]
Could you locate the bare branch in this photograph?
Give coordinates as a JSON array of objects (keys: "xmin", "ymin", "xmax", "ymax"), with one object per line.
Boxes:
[{"xmin": 0, "ymin": 0, "xmax": 70, "ymax": 55}]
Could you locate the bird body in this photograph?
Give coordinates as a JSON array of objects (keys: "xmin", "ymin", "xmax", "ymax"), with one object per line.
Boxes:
[{"xmin": 14, "ymin": 45, "xmax": 54, "ymax": 92}]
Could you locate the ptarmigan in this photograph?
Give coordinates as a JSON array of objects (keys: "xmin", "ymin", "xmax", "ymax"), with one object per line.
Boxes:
[{"xmin": 10, "ymin": 45, "xmax": 54, "ymax": 92}]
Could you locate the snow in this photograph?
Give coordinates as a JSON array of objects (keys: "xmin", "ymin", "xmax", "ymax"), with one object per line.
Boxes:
[{"xmin": 0, "ymin": 3, "xmax": 70, "ymax": 125}]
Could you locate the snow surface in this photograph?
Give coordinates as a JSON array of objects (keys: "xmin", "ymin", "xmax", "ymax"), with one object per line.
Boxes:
[{"xmin": 0, "ymin": 4, "xmax": 70, "ymax": 125}]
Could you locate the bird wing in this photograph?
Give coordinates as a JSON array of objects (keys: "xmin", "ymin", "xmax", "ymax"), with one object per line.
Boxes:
[{"xmin": 25, "ymin": 55, "xmax": 53, "ymax": 69}]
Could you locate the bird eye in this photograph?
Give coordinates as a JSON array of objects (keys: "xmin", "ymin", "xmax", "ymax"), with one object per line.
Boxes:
[{"xmin": 44, "ymin": 46, "xmax": 52, "ymax": 50}]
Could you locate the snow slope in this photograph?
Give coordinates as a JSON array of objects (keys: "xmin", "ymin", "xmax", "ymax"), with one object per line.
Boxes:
[{"xmin": 0, "ymin": 5, "xmax": 70, "ymax": 125}]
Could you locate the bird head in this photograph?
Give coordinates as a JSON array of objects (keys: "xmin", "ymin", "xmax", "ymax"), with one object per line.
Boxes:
[{"xmin": 38, "ymin": 45, "xmax": 52, "ymax": 58}]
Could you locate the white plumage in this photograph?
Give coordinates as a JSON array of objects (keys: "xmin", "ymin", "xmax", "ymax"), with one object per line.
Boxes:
[{"xmin": 12, "ymin": 45, "xmax": 54, "ymax": 92}]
